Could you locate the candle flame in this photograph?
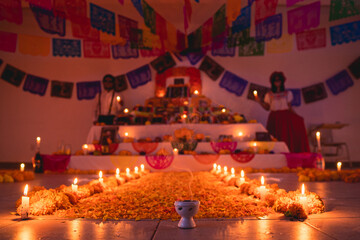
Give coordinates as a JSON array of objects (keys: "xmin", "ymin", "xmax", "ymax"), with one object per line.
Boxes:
[
  {"xmin": 221, "ymin": 108, "xmax": 226, "ymax": 113},
  {"xmin": 241, "ymin": 170, "xmax": 244, "ymax": 178},
  {"xmin": 20, "ymin": 163, "xmax": 25, "ymax": 168},
  {"xmin": 253, "ymin": 90, "xmax": 258, "ymax": 96},
  {"xmin": 125, "ymin": 132, "xmax": 129, "ymax": 137},
  {"xmin": 261, "ymin": 176, "xmax": 264, "ymax": 185},
  {"xmin": 24, "ymin": 184, "xmax": 28, "ymax": 196},
  {"xmin": 134, "ymin": 166, "xmax": 138, "ymax": 173},
  {"xmin": 301, "ymin": 183, "xmax": 305, "ymax": 195},
  {"xmin": 194, "ymin": 90, "xmax": 199, "ymax": 95},
  {"xmin": 224, "ymin": 166, "xmax": 227, "ymax": 173},
  {"xmin": 173, "ymin": 148, "xmax": 178, "ymax": 154},
  {"xmin": 116, "ymin": 168, "xmax": 120, "ymax": 175},
  {"xmin": 316, "ymin": 131, "xmax": 320, "ymax": 138},
  {"xmin": 36, "ymin": 137, "xmax": 41, "ymax": 143},
  {"xmin": 217, "ymin": 165, "xmax": 221, "ymax": 171},
  {"xmin": 253, "ymin": 142, "xmax": 257, "ymax": 147},
  {"xmin": 116, "ymin": 96, "xmax": 121, "ymax": 102},
  {"xmin": 99, "ymin": 171, "xmax": 103, "ymax": 178},
  {"xmin": 337, "ymin": 162, "xmax": 342, "ymax": 167},
  {"xmin": 124, "ymin": 108, "xmax": 129, "ymax": 113},
  {"xmin": 182, "ymin": 114, "xmax": 187, "ymax": 119},
  {"xmin": 140, "ymin": 164, "xmax": 145, "ymax": 171},
  {"xmin": 238, "ymin": 132, "xmax": 243, "ymax": 137},
  {"xmin": 213, "ymin": 163, "xmax": 217, "ymax": 170},
  {"xmin": 231, "ymin": 168, "xmax": 235, "ymax": 175},
  {"xmin": 184, "ymin": 101, "xmax": 189, "ymax": 105},
  {"xmin": 126, "ymin": 168, "xmax": 130, "ymax": 174},
  {"xmin": 83, "ymin": 144, "xmax": 88, "ymax": 149},
  {"xmin": 74, "ymin": 178, "xmax": 78, "ymax": 185}
]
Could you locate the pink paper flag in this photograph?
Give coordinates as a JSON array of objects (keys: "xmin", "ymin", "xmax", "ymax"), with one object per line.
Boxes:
[
  {"xmin": 296, "ymin": 28, "xmax": 326, "ymax": 50},
  {"xmin": 72, "ymin": 18, "xmax": 100, "ymax": 40},
  {"xmin": 255, "ymin": 0, "xmax": 279, "ymax": 24},
  {"xmin": 287, "ymin": 1, "xmax": 321, "ymax": 34},
  {"xmin": 202, "ymin": 17, "xmax": 213, "ymax": 46},
  {"xmin": 0, "ymin": 31, "xmax": 17, "ymax": 52},
  {"xmin": 0, "ymin": 0, "xmax": 22, "ymax": 24},
  {"xmin": 25, "ymin": 0, "xmax": 52, "ymax": 10},
  {"xmin": 83, "ymin": 40, "xmax": 110, "ymax": 58},
  {"xmin": 287, "ymin": 0, "xmax": 305, "ymax": 7}
]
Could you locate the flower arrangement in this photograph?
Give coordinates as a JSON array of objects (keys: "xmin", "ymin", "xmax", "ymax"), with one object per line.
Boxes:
[{"xmin": 0, "ymin": 170, "xmax": 34, "ymax": 183}]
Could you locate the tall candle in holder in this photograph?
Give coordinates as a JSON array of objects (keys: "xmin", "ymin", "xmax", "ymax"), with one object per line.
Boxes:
[
  {"xmin": 116, "ymin": 168, "xmax": 120, "ymax": 178},
  {"xmin": 82, "ymin": 144, "xmax": 88, "ymax": 155},
  {"xmin": 99, "ymin": 171, "xmax": 103, "ymax": 184},
  {"xmin": 239, "ymin": 170, "xmax": 245, "ymax": 184},
  {"xmin": 20, "ymin": 163, "xmax": 25, "ymax": 172},
  {"xmin": 337, "ymin": 162, "xmax": 342, "ymax": 171},
  {"xmin": 316, "ymin": 131, "xmax": 321, "ymax": 152},
  {"xmin": 140, "ymin": 164, "xmax": 145, "ymax": 172},
  {"xmin": 299, "ymin": 183, "xmax": 308, "ymax": 211},
  {"xmin": 72, "ymin": 178, "xmax": 78, "ymax": 191},
  {"xmin": 258, "ymin": 176, "xmax": 267, "ymax": 199},
  {"xmin": 21, "ymin": 184, "xmax": 29, "ymax": 219},
  {"xmin": 36, "ymin": 137, "xmax": 41, "ymax": 151}
]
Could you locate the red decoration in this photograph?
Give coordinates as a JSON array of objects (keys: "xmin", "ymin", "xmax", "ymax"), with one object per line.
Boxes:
[
  {"xmin": 146, "ymin": 155, "xmax": 174, "ymax": 169},
  {"xmin": 193, "ymin": 154, "xmax": 219, "ymax": 164},
  {"xmin": 230, "ymin": 153, "xmax": 255, "ymax": 163},
  {"xmin": 131, "ymin": 142, "xmax": 159, "ymax": 154}
]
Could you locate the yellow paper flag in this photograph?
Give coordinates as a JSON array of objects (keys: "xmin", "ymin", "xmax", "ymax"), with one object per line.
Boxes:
[
  {"xmin": 19, "ymin": 34, "xmax": 50, "ymax": 56},
  {"xmin": 266, "ymin": 34, "xmax": 293, "ymax": 54},
  {"xmin": 226, "ymin": 0, "xmax": 242, "ymax": 25}
]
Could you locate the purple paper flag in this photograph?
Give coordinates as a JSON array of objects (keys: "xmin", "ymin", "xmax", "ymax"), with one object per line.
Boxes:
[
  {"xmin": 90, "ymin": 3, "xmax": 115, "ymax": 35},
  {"xmin": 186, "ymin": 52, "xmax": 204, "ymax": 65},
  {"xmin": 118, "ymin": 15, "xmax": 138, "ymax": 40},
  {"xmin": 211, "ymin": 38, "xmax": 235, "ymax": 57},
  {"xmin": 23, "ymin": 74, "xmax": 49, "ymax": 96},
  {"xmin": 76, "ymin": 81, "xmax": 101, "ymax": 100},
  {"xmin": 256, "ymin": 13, "xmax": 282, "ymax": 42},
  {"xmin": 30, "ymin": 4, "xmax": 65, "ymax": 36},
  {"xmin": 330, "ymin": 20, "xmax": 360, "ymax": 46},
  {"xmin": 326, "ymin": 70, "xmax": 354, "ymax": 95},
  {"xmin": 288, "ymin": 88, "xmax": 301, "ymax": 106},
  {"xmin": 130, "ymin": 0, "xmax": 143, "ymax": 17},
  {"xmin": 231, "ymin": 6, "xmax": 251, "ymax": 34},
  {"xmin": 1, "ymin": 64, "xmax": 26, "ymax": 87},
  {"xmin": 287, "ymin": 1, "xmax": 320, "ymax": 34},
  {"xmin": 219, "ymin": 71, "xmax": 248, "ymax": 96},
  {"xmin": 126, "ymin": 65, "xmax": 152, "ymax": 89},
  {"xmin": 52, "ymin": 38, "xmax": 81, "ymax": 57},
  {"xmin": 112, "ymin": 41, "xmax": 139, "ymax": 59}
]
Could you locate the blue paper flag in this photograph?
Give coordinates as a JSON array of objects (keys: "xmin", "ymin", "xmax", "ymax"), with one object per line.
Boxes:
[
  {"xmin": 130, "ymin": 0, "xmax": 144, "ymax": 17},
  {"xmin": 76, "ymin": 81, "xmax": 101, "ymax": 100},
  {"xmin": 30, "ymin": 4, "xmax": 65, "ymax": 37},
  {"xmin": 231, "ymin": 6, "xmax": 251, "ymax": 34},
  {"xmin": 330, "ymin": 20, "xmax": 360, "ymax": 45},
  {"xmin": 112, "ymin": 41, "xmax": 139, "ymax": 59},
  {"xmin": 288, "ymin": 88, "xmax": 301, "ymax": 106},
  {"xmin": 53, "ymin": 39, "xmax": 81, "ymax": 57},
  {"xmin": 219, "ymin": 71, "xmax": 248, "ymax": 96},
  {"xmin": 23, "ymin": 74, "xmax": 49, "ymax": 96},
  {"xmin": 325, "ymin": 70, "xmax": 354, "ymax": 95},
  {"xmin": 186, "ymin": 52, "xmax": 204, "ymax": 65},
  {"xmin": 248, "ymin": 0, "xmax": 255, "ymax": 6},
  {"xmin": 255, "ymin": 14, "xmax": 282, "ymax": 42},
  {"xmin": 126, "ymin": 65, "xmax": 152, "ymax": 89},
  {"xmin": 90, "ymin": 3, "xmax": 115, "ymax": 35},
  {"xmin": 211, "ymin": 37, "xmax": 235, "ymax": 57}
]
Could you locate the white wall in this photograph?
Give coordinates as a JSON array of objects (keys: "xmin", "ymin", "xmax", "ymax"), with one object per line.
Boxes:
[{"xmin": 0, "ymin": 1, "xmax": 359, "ymax": 163}]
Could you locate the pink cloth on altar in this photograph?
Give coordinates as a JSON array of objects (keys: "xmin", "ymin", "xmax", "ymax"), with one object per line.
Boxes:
[
  {"xmin": 41, "ymin": 154, "xmax": 70, "ymax": 172},
  {"xmin": 210, "ymin": 142, "xmax": 237, "ymax": 153},
  {"xmin": 283, "ymin": 152, "xmax": 320, "ymax": 168}
]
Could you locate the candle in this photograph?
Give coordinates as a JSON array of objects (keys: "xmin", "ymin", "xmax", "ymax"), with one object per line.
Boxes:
[
  {"xmin": 126, "ymin": 168, "xmax": 130, "ymax": 175},
  {"xmin": 253, "ymin": 90, "xmax": 258, "ymax": 98},
  {"xmin": 258, "ymin": 176, "xmax": 267, "ymax": 199},
  {"xmin": 72, "ymin": 178, "xmax": 78, "ymax": 192},
  {"xmin": 125, "ymin": 132, "xmax": 129, "ymax": 137},
  {"xmin": 194, "ymin": 90, "xmax": 199, "ymax": 95},
  {"xmin": 116, "ymin": 96, "xmax": 121, "ymax": 103},
  {"xmin": 140, "ymin": 164, "xmax": 145, "ymax": 172},
  {"xmin": 20, "ymin": 163, "xmax": 25, "ymax": 172},
  {"xmin": 134, "ymin": 166, "xmax": 139, "ymax": 174},
  {"xmin": 36, "ymin": 137, "xmax": 41, "ymax": 151},
  {"xmin": 213, "ymin": 163, "xmax": 217, "ymax": 172},
  {"xmin": 231, "ymin": 168, "xmax": 235, "ymax": 177},
  {"xmin": 173, "ymin": 148, "xmax": 178, "ymax": 155},
  {"xmin": 216, "ymin": 165, "xmax": 221, "ymax": 174},
  {"xmin": 316, "ymin": 131, "xmax": 321, "ymax": 152},
  {"xmin": 116, "ymin": 168, "xmax": 120, "ymax": 178},
  {"xmin": 124, "ymin": 108, "xmax": 129, "ymax": 114},
  {"xmin": 221, "ymin": 108, "xmax": 226, "ymax": 113},
  {"xmin": 239, "ymin": 170, "xmax": 245, "ymax": 184},
  {"xmin": 337, "ymin": 162, "xmax": 342, "ymax": 171},
  {"xmin": 223, "ymin": 166, "xmax": 228, "ymax": 175},
  {"xmin": 299, "ymin": 183, "xmax": 307, "ymax": 210},
  {"xmin": 99, "ymin": 171, "xmax": 103, "ymax": 184},
  {"xmin": 252, "ymin": 142, "xmax": 257, "ymax": 153},
  {"xmin": 82, "ymin": 144, "xmax": 88, "ymax": 155},
  {"xmin": 21, "ymin": 184, "xmax": 29, "ymax": 219}
]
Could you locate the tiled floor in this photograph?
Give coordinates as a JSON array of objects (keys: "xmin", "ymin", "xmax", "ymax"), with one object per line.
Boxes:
[{"xmin": 0, "ymin": 172, "xmax": 359, "ymax": 240}]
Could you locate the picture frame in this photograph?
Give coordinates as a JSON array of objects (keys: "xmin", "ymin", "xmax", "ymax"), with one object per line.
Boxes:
[{"xmin": 100, "ymin": 126, "xmax": 119, "ymax": 145}]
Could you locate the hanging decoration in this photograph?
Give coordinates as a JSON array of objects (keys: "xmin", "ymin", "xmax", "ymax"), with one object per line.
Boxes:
[
  {"xmin": 296, "ymin": 28, "xmax": 326, "ymax": 51},
  {"xmin": 150, "ymin": 52, "xmax": 176, "ymax": 74},
  {"xmin": 287, "ymin": 1, "xmax": 321, "ymax": 34},
  {"xmin": 201, "ymin": 18, "xmax": 213, "ymax": 48},
  {"xmin": 211, "ymin": 37, "xmax": 235, "ymax": 57},
  {"xmin": 112, "ymin": 41, "xmax": 139, "ymax": 59},
  {"xmin": 330, "ymin": 20, "xmax": 360, "ymax": 46},
  {"xmin": 145, "ymin": 155, "xmax": 174, "ymax": 170},
  {"xmin": 187, "ymin": 27, "xmax": 202, "ymax": 52},
  {"xmin": 76, "ymin": 81, "xmax": 101, "ymax": 100},
  {"xmin": 329, "ymin": 0, "xmax": 359, "ymax": 22},
  {"xmin": 287, "ymin": 0, "xmax": 305, "ymax": 7},
  {"xmin": 52, "ymin": 38, "xmax": 81, "ymax": 57},
  {"xmin": 231, "ymin": 5, "xmax": 251, "ymax": 34},
  {"xmin": 183, "ymin": 0, "xmax": 192, "ymax": 33},
  {"xmin": 25, "ymin": 0, "xmax": 52, "ymax": 10},
  {"xmin": 266, "ymin": 33, "xmax": 293, "ymax": 54},
  {"xmin": 325, "ymin": 70, "xmax": 354, "ymax": 95},
  {"xmin": 255, "ymin": 13, "xmax": 282, "ymax": 42},
  {"xmin": 118, "ymin": 15, "xmax": 138, "ymax": 40},
  {"xmin": 255, "ymin": 0, "xmax": 278, "ymax": 24},
  {"xmin": 238, "ymin": 38, "xmax": 265, "ymax": 56},
  {"xmin": 230, "ymin": 152, "xmax": 255, "ymax": 163},
  {"xmin": 23, "ymin": 74, "xmax": 49, "ymax": 96},
  {"xmin": 0, "ymin": 31, "xmax": 17, "ymax": 53},
  {"xmin": 50, "ymin": 80, "xmax": 73, "ymax": 99},
  {"xmin": 226, "ymin": 0, "xmax": 242, "ymax": 26},
  {"xmin": 53, "ymin": 0, "xmax": 87, "ymax": 23},
  {"xmin": 130, "ymin": 0, "xmax": 143, "ymax": 17},
  {"xmin": 186, "ymin": 52, "xmax": 204, "ymax": 65},
  {"xmin": 83, "ymin": 40, "xmax": 111, "ymax": 58},
  {"xmin": 348, "ymin": 57, "xmax": 360, "ymax": 79},
  {"xmin": 71, "ymin": 18, "xmax": 100, "ymax": 40},
  {"xmin": 142, "ymin": 1, "xmax": 156, "ymax": 34},
  {"xmin": 30, "ymin": 4, "xmax": 65, "ymax": 36},
  {"xmin": 0, "ymin": 0, "xmax": 22, "ymax": 24},
  {"xmin": 114, "ymin": 75, "xmax": 128, "ymax": 92},
  {"xmin": 301, "ymin": 82, "xmax": 327, "ymax": 104},
  {"xmin": 212, "ymin": 5, "xmax": 226, "ymax": 38},
  {"xmin": 1, "ymin": 64, "xmax": 26, "ymax": 87},
  {"xmin": 126, "ymin": 64, "xmax": 152, "ymax": 89},
  {"xmin": 90, "ymin": 3, "xmax": 115, "ymax": 35},
  {"xmin": 288, "ymin": 89, "xmax": 302, "ymax": 106},
  {"xmin": 19, "ymin": 34, "xmax": 50, "ymax": 56},
  {"xmin": 219, "ymin": 71, "xmax": 248, "ymax": 96},
  {"xmin": 199, "ymin": 56, "xmax": 224, "ymax": 81}
]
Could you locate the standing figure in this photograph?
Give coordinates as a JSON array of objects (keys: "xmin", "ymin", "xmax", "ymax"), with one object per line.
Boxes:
[{"xmin": 255, "ymin": 72, "xmax": 310, "ymax": 153}]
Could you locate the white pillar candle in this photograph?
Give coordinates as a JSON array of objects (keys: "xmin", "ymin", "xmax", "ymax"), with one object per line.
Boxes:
[
  {"xmin": 258, "ymin": 176, "xmax": 267, "ymax": 199},
  {"xmin": 239, "ymin": 170, "xmax": 245, "ymax": 184},
  {"xmin": 337, "ymin": 162, "xmax": 342, "ymax": 172},
  {"xmin": 82, "ymin": 144, "xmax": 88, "ymax": 155},
  {"xmin": 173, "ymin": 148, "xmax": 178, "ymax": 155},
  {"xmin": 36, "ymin": 137, "xmax": 41, "ymax": 151},
  {"xmin": 21, "ymin": 184, "xmax": 29, "ymax": 219},
  {"xmin": 231, "ymin": 168, "xmax": 235, "ymax": 177},
  {"xmin": 99, "ymin": 171, "xmax": 103, "ymax": 184},
  {"xmin": 134, "ymin": 166, "xmax": 139, "ymax": 174},
  {"xmin": 213, "ymin": 163, "xmax": 217, "ymax": 171},
  {"xmin": 299, "ymin": 184, "xmax": 307, "ymax": 210},
  {"xmin": 316, "ymin": 131, "xmax": 321, "ymax": 152},
  {"xmin": 72, "ymin": 178, "xmax": 78, "ymax": 192},
  {"xmin": 116, "ymin": 168, "xmax": 120, "ymax": 178},
  {"xmin": 126, "ymin": 168, "xmax": 131, "ymax": 177},
  {"xmin": 216, "ymin": 165, "xmax": 221, "ymax": 174},
  {"xmin": 20, "ymin": 163, "xmax": 25, "ymax": 172},
  {"xmin": 140, "ymin": 164, "xmax": 145, "ymax": 172}
]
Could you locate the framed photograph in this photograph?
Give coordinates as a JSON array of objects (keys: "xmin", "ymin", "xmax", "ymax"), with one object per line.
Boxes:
[
  {"xmin": 100, "ymin": 126, "xmax": 119, "ymax": 145},
  {"xmin": 256, "ymin": 132, "xmax": 272, "ymax": 141}
]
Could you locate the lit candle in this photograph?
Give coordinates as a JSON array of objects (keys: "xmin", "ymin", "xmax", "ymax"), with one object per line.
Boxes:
[
  {"xmin": 82, "ymin": 144, "xmax": 88, "ymax": 155},
  {"xmin": 173, "ymin": 148, "xmax": 178, "ymax": 155},
  {"xmin": 140, "ymin": 164, "xmax": 145, "ymax": 172},
  {"xmin": 134, "ymin": 166, "xmax": 139, "ymax": 174},
  {"xmin": 126, "ymin": 168, "xmax": 130, "ymax": 176},
  {"xmin": 253, "ymin": 90, "xmax": 258, "ymax": 98},
  {"xmin": 223, "ymin": 166, "xmax": 228, "ymax": 175},
  {"xmin": 116, "ymin": 96, "xmax": 121, "ymax": 103},
  {"xmin": 239, "ymin": 170, "xmax": 245, "ymax": 184},
  {"xmin": 116, "ymin": 168, "xmax": 120, "ymax": 178},
  {"xmin": 99, "ymin": 171, "xmax": 103, "ymax": 184},
  {"xmin": 20, "ymin": 163, "xmax": 25, "ymax": 172},
  {"xmin": 299, "ymin": 183, "xmax": 307, "ymax": 210},
  {"xmin": 213, "ymin": 163, "xmax": 217, "ymax": 172},
  {"xmin": 238, "ymin": 131, "xmax": 244, "ymax": 141},
  {"xmin": 125, "ymin": 132, "xmax": 129, "ymax": 137},
  {"xmin": 221, "ymin": 108, "xmax": 226, "ymax": 113},
  {"xmin": 316, "ymin": 131, "xmax": 321, "ymax": 152},
  {"xmin": 21, "ymin": 184, "xmax": 29, "ymax": 219},
  {"xmin": 72, "ymin": 178, "xmax": 78, "ymax": 192},
  {"xmin": 36, "ymin": 137, "xmax": 41, "ymax": 150},
  {"xmin": 231, "ymin": 168, "xmax": 235, "ymax": 177},
  {"xmin": 258, "ymin": 176, "xmax": 267, "ymax": 199},
  {"xmin": 252, "ymin": 142, "xmax": 257, "ymax": 153},
  {"xmin": 216, "ymin": 165, "xmax": 221, "ymax": 174},
  {"xmin": 337, "ymin": 162, "xmax": 342, "ymax": 172},
  {"xmin": 194, "ymin": 90, "xmax": 199, "ymax": 95},
  {"xmin": 124, "ymin": 108, "xmax": 129, "ymax": 114}
]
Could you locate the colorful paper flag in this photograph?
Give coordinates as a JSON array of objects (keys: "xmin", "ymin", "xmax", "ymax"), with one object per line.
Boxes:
[
  {"xmin": 76, "ymin": 81, "xmax": 101, "ymax": 100},
  {"xmin": 30, "ymin": 4, "xmax": 65, "ymax": 36},
  {"xmin": 287, "ymin": 1, "xmax": 321, "ymax": 34},
  {"xmin": 255, "ymin": 0, "xmax": 278, "ymax": 24},
  {"xmin": 23, "ymin": 74, "xmax": 49, "ymax": 96},
  {"xmin": 1, "ymin": 64, "xmax": 26, "ymax": 87},
  {"xmin": 219, "ymin": 71, "xmax": 248, "ymax": 96},
  {"xmin": 329, "ymin": 0, "xmax": 359, "ymax": 21},
  {"xmin": 0, "ymin": 31, "xmax": 17, "ymax": 53},
  {"xmin": 255, "ymin": 13, "xmax": 282, "ymax": 42},
  {"xmin": 90, "ymin": 3, "xmax": 115, "ymax": 35},
  {"xmin": 19, "ymin": 34, "xmax": 50, "ymax": 56},
  {"xmin": 52, "ymin": 38, "xmax": 81, "ymax": 57},
  {"xmin": 326, "ymin": 70, "xmax": 354, "ymax": 95},
  {"xmin": 0, "ymin": 0, "xmax": 22, "ymax": 24},
  {"xmin": 126, "ymin": 65, "xmax": 152, "ymax": 89},
  {"xmin": 296, "ymin": 28, "xmax": 326, "ymax": 50},
  {"xmin": 330, "ymin": 20, "xmax": 360, "ymax": 45},
  {"xmin": 83, "ymin": 40, "xmax": 111, "ymax": 58},
  {"xmin": 266, "ymin": 33, "xmax": 293, "ymax": 54}
]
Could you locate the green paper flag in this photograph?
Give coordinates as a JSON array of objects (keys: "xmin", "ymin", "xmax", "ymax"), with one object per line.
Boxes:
[
  {"xmin": 142, "ymin": 0, "xmax": 156, "ymax": 34},
  {"xmin": 329, "ymin": 0, "xmax": 359, "ymax": 21},
  {"xmin": 238, "ymin": 38, "xmax": 264, "ymax": 56},
  {"xmin": 212, "ymin": 5, "xmax": 226, "ymax": 38}
]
